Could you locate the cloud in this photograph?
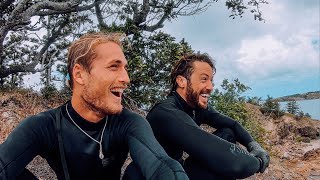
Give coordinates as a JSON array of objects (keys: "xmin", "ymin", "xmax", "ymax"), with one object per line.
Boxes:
[{"xmin": 235, "ymin": 34, "xmax": 319, "ymax": 80}]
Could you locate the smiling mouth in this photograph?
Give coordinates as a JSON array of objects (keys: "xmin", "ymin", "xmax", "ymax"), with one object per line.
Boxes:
[
  {"xmin": 200, "ymin": 94, "xmax": 210, "ymax": 98},
  {"xmin": 110, "ymin": 88, "xmax": 125, "ymax": 98}
]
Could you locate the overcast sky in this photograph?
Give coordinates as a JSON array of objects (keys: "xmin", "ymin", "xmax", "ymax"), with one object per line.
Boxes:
[{"xmin": 163, "ymin": 0, "xmax": 320, "ymax": 99}]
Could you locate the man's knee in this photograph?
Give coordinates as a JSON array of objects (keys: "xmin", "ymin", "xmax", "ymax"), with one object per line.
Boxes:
[
  {"xmin": 213, "ymin": 128, "xmax": 236, "ymax": 143},
  {"xmin": 184, "ymin": 157, "xmax": 234, "ymax": 180}
]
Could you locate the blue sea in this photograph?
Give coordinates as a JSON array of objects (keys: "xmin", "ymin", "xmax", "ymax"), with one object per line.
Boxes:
[{"xmin": 279, "ymin": 99, "xmax": 320, "ymax": 120}]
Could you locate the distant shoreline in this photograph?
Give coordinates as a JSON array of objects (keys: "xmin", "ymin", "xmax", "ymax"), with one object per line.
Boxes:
[
  {"xmin": 273, "ymin": 91, "xmax": 320, "ymax": 102},
  {"xmin": 275, "ymin": 97, "xmax": 320, "ymax": 102}
]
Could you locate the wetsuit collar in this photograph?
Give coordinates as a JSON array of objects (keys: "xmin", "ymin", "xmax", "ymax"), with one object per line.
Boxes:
[
  {"xmin": 63, "ymin": 101, "xmax": 107, "ymax": 131},
  {"xmin": 171, "ymin": 91, "xmax": 196, "ymax": 119}
]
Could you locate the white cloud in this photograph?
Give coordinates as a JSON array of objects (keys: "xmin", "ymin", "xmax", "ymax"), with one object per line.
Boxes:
[{"xmin": 235, "ymin": 33, "xmax": 318, "ymax": 80}]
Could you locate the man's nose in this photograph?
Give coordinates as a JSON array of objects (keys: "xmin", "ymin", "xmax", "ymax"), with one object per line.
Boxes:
[
  {"xmin": 119, "ymin": 69, "xmax": 130, "ymax": 84},
  {"xmin": 207, "ymin": 81, "xmax": 214, "ymax": 91}
]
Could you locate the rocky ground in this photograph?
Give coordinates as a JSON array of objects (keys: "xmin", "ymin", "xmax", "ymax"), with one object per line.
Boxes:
[{"xmin": 1, "ymin": 90, "xmax": 320, "ymax": 179}]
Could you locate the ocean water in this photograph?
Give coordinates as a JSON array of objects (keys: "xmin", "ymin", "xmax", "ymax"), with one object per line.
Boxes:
[{"xmin": 279, "ymin": 99, "xmax": 320, "ymax": 120}]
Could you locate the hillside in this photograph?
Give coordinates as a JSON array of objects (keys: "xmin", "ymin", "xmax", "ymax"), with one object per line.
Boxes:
[
  {"xmin": 273, "ymin": 91, "xmax": 320, "ymax": 101},
  {"xmin": 1, "ymin": 89, "xmax": 320, "ymax": 179}
]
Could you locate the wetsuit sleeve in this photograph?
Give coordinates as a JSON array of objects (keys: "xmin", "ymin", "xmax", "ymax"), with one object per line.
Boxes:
[
  {"xmin": 0, "ymin": 113, "xmax": 53, "ymax": 180},
  {"xmin": 148, "ymin": 104, "xmax": 260, "ymax": 179},
  {"xmin": 200, "ymin": 107, "xmax": 254, "ymax": 146},
  {"xmin": 122, "ymin": 110, "xmax": 189, "ymax": 180}
]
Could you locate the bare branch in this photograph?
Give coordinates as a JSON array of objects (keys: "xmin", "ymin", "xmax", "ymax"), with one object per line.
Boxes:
[
  {"xmin": 133, "ymin": 0, "xmax": 150, "ymax": 25},
  {"xmin": 142, "ymin": 2, "xmax": 174, "ymax": 32},
  {"xmin": 35, "ymin": 0, "xmax": 104, "ymax": 16},
  {"xmin": 36, "ymin": 15, "xmax": 70, "ymax": 62},
  {"xmin": 25, "ymin": 0, "xmax": 83, "ymax": 18},
  {"xmin": 95, "ymin": 2, "xmax": 109, "ymax": 30},
  {"xmin": 0, "ymin": 61, "xmax": 39, "ymax": 79}
]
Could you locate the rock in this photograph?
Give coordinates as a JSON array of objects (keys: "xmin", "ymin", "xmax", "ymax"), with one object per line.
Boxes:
[
  {"xmin": 282, "ymin": 152, "xmax": 290, "ymax": 160},
  {"xmin": 309, "ymin": 170, "xmax": 320, "ymax": 180},
  {"xmin": 296, "ymin": 126, "xmax": 318, "ymax": 139},
  {"xmin": 309, "ymin": 169, "xmax": 320, "ymax": 176},
  {"xmin": 302, "ymin": 148, "xmax": 320, "ymax": 161},
  {"xmin": 1, "ymin": 112, "xmax": 10, "ymax": 118}
]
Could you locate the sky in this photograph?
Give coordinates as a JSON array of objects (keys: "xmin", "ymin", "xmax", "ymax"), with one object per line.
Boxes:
[{"xmin": 163, "ymin": 0, "xmax": 320, "ymax": 99}]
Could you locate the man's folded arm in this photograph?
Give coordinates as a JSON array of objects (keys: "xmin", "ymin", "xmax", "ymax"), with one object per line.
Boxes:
[
  {"xmin": 151, "ymin": 106, "xmax": 261, "ymax": 178},
  {"xmin": 125, "ymin": 111, "xmax": 189, "ymax": 180}
]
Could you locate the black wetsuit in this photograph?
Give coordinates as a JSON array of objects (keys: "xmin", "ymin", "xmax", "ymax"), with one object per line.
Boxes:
[
  {"xmin": 146, "ymin": 92, "xmax": 261, "ymax": 179},
  {"xmin": 0, "ymin": 101, "xmax": 188, "ymax": 180}
]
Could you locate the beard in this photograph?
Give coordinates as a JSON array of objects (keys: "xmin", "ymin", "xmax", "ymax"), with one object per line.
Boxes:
[
  {"xmin": 82, "ymin": 83, "xmax": 123, "ymax": 116},
  {"xmin": 186, "ymin": 81, "xmax": 209, "ymax": 109}
]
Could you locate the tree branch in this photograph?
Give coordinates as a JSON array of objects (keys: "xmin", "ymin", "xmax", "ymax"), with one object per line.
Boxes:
[
  {"xmin": 133, "ymin": 0, "xmax": 150, "ymax": 26},
  {"xmin": 142, "ymin": 2, "xmax": 173, "ymax": 32},
  {"xmin": 35, "ymin": 0, "xmax": 104, "ymax": 16},
  {"xmin": 95, "ymin": 1, "xmax": 109, "ymax": 30},
  {"xmin": 36, "ymin": 15, "xmax": 70, "ymax": 63},
  {"xmin": 25, "ymin": 0, "xmax": 82, "ymax": 18},
  {"xmin": 0, "ymin": 61, "xmax": 39, "ymax": 79}
]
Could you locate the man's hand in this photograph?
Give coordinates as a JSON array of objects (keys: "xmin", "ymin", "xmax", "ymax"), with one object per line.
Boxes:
[{"xmin": 247, "ymin": 141, "xmax": 270, "ymax": 173}]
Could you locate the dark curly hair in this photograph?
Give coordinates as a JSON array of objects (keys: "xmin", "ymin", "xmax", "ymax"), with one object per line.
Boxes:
[{"xmin": 170, "ymin": 53, "xmax": 216, "ymax": 92}]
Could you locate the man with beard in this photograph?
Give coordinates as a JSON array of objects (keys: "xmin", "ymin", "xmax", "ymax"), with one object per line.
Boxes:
[
  {"xmin": 146, "ymin": 53, "xmax": 270, "ymax": 179},
  {"xmin": 0, "ymin": 32, "xmax": 188, "ymax": 180}
]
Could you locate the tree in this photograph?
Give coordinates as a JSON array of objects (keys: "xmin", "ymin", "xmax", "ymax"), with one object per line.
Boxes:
[
  {"xmin": 247, "ymin": 96, "xmax": 262, "ymax": 106},
  {"xmin": 1, "ymin": 0, "xmax": 269, "ymax": 107},
  {"xmin": 120, "ymin": 31, "xmax": 193, "ymax": 109},
  {"xmin": 260, "ymin": 96, "xmax": 284, "ymax": 118},
  {"xmin": 210, "ymin": 78, "xmax": 250, "ymax": 123},
  {"xmin": 286, "ymin": 100, "xmax": 300, "ymax": 115},
  {"xmin": 0, "ymin": 1, "xmax": 102, "ymax": 86}
]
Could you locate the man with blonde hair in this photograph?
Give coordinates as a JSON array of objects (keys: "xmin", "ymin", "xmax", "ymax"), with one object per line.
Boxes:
[{"xmin": 0, "ymin": 32, "xmax": 188, "ymax": 180}]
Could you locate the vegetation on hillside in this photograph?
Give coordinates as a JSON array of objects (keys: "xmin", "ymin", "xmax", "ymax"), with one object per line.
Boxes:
[
  {"xmin": 260, "ymin": 95, "xmax": 285, "ymax": 119},
  {"xmin": 210, "ymin": 79, "xmax": 266, "ymax": 143}
]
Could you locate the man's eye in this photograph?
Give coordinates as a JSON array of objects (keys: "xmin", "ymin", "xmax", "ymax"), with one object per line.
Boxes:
[{"xmin": 109, "ymin": 64, "xmax": 119, "ymax": 70}]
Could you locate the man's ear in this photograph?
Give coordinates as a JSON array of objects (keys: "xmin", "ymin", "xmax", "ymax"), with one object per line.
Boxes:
[
  {"xmin": 72, "ymin": 64, "xmax": 87, "ymax": 86},
  {"xmin": 176, "ymin": 75, "xmax": 187, "ymax": 88}
]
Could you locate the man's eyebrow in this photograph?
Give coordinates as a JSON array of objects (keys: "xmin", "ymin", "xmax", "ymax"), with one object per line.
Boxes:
[
  {"xmin": 109, "ymin": 59, "xmax": 122, "ymax": 64},
  {"xmin": 108, "ymin": 59, "xmax": 127, "ymax": 65},
  {"xmin": 200, "ymin": 73, "xmax": 210, "ymax": 77}
]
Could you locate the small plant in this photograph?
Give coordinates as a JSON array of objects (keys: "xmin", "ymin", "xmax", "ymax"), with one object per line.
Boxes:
[
  {"xmin": 305, "ymin": 113, "xmax": 311, "ymax": 118},
  {"xmin": 295, "ymin": 111, "xmax": 305, "ymax": 120}
]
